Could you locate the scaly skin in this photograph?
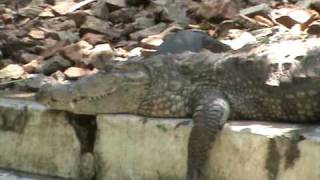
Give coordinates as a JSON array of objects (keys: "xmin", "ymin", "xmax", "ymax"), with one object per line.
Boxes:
[{"xmin": 37, "ymin": 41, "xmax": 320, "ymax": 180}]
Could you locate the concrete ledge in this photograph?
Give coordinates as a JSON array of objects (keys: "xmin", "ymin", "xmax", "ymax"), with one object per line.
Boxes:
[
  {"xmin": 1, "ymin": 98, "xmax": 319, "ymax": 180},
  {"xmin": 0, "ymin": 98, "xmax": 81, "ymax": 179},
  {"xmin": 95, "ymin": 114, "xmax": 320, "ymax": 180}
]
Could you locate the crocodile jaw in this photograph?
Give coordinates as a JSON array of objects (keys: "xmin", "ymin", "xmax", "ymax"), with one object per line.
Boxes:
[{"xmin": 36, "ymin": 64, "xmax": 150, "ymax": 114}]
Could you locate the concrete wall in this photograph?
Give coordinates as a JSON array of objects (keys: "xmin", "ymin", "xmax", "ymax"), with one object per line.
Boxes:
[
  {"xmin": 1, "ymin": 98, "xmax": 320, "ymax": 180},
  {"xmin": 95, "ymin": 115, "xmax": 320, "ymax": 180},
  {"xmin": 0, "ymin": 98, "xmax": 81, "ymax": 179}
]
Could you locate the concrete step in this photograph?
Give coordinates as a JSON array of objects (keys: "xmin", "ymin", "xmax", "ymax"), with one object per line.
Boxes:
[
  {"xmin": 95, "ymin": 114, "xmax": 320, "ymax": 180},
  {"xmin": 0, "ymin": 98, "xmax": 81, "ymax": 179},
  {"xmin": 0, "ymin": 98, "xmax": 320, "ymax": 180}
]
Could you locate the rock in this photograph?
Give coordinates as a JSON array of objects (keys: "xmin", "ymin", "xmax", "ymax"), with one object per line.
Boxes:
[
  {"xmin": 239, "ymin": 3, "xmax": 271, "ymax": 17},
  {"xmin": 140, "ymin": 34, "xmax": 164, "ymax": 49},
  {"xmin": 0, "ymin": 98, "xmax": 81, "ymax": 178},
  {"xmin": 133, "ymin": 16, "xmax": 155, "ymax": 30},
  {"xmin": 19, "ymin": 6, "xmax": 43, "ymax": 17},
  {"xmin": 95, "ymin": 114, "xmax": 320, "ymax": 180},
  {"xmin": 18, "ymin": 52, "xmax": 40, "ymax": 64},
  {"xmin": 67, "ymin": 0, "xmax": 98, "ymax": 13},
  {"xmin": 51, "ymin": 70, "xmax": 67, "ymax": 82},
  {"xmin": 130, "ymin": 23, "xmax": 167, "ymax": 40},
  {"xmin": 190, "ymin": 0, "xmax": 247, "ymax": 21},
  {"xmin": 41, "ymin": 17, "xmax": 75, "ymax": 32},
  {"xmin": 88, "ymin": 43, "xmax": 114, "ymax": 69},
  {"xmin": 0, "ymin": 64, "xmax": 25, "ymax": 79},
  {"xmin": 221, "ymin": 30, "xmax": 257, "ymax": 50},
  {"xmin": 64, "ymin": 67, "xmax": 95, "ymax": 79},
  {"xmin": 92, "ymin": 0, "xmax": 110, "ymax": 20},
  {"xmin": 109, "ymin": 7, "xmax": 139, "ymax": 24},
  {"xmin": 103, "ymin": 0, "xmax": 127, "ymax": 8},
  {"xmin": 128, "ymin": 47, "xmax": 143, "ymax": 57},
  {"xmin": 114, "ymin": 40, "xmax": 139, "ymax": 50},
  {"xmin": 156, "ymin": 1, "xmax": 190, "ymax": 24},
  {"xmin": 40, "ymin": 41, "xmax": 67, "ymax": 60},
  {"xmin": 247, "ymin": 0, "xmax": 272, "ymax": 5},
  {"xmin": 270, "ymin": 8, "xmax": 314, "ymax": 30},
  {"xmin": 0, "ymin": 19, "xmax": 4, "ymax": 28},
  {"xmin": 28, "ymin": 29, "xmax": 46, "ymax": 40},
  {"xmin": 23, "ymin": 59, "xmax": 41, "ymax": 73},
  {"xmin": 0, "ymin": 32, "xmax": 39, "ymax": 57},
  {"xmin": 67, "ymin": 11, "xmax": 88, "ymax": 27},
  {"xmin": 2, "ymin": 13, "xmax": 13, "ymax": 24},
  {"xmin": 40, "ymin": 55, "xmax": 72, "ymax": 75},
  {"xmin": 49, "ymin": 31, "xmax": 80, "ymax": 43},
  {"xmin": 51, "ymin": 1, "xmax": 76, "ymax": 16},
  {"xmin": 38, "ymin": 8, "xmax": 55, "ymax": 17},
  {"xmin": 82, "ymin": 32, "xmax": 110, "ymax": 45},
  {"xmin": 43, "ymin": 37, "xmax": 59, "ymax": 48},
  {"xmin": 81, "ymin": 15, "xmax": 121, "ymax": 39},
  {"xmin": 0, "ymin": 59, "xmax": 14, "ymax": 69},
  {"xmin": 62, "ymin": 40, "xmax": 93, "ymax": 66}
]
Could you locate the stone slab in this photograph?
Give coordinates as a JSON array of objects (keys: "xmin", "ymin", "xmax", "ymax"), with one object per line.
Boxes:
[
  {"xmin": 0, "ymin": 98, "xmax": 81, "ymax": 179},
  {"xmin": 95, "ymin": 114, "xmax": 320, "ymax": 180}
]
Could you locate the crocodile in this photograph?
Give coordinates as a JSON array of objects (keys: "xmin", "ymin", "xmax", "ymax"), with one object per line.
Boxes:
[{"xmin": 36, "ymin": 39, "xmax": 320, "ymax": 180}]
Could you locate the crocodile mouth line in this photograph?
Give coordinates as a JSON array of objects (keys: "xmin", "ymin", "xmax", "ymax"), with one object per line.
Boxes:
[{"xmin": 46, "ymin": 87, "xmax": 118, "ymax": 106}]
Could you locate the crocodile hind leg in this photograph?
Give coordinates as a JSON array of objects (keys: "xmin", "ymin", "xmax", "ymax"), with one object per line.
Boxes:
[{"xmin": 187, "ymin": 90, "xmax": 230, "ymax": 180}]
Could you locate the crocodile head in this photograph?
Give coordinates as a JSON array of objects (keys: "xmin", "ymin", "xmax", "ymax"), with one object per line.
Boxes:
[
  {"xmin": 36, "ymin": 61, "xmax": 151, "ymax": 114},
  {"xmin": 36, "ymin": 53, "xmax": 195, "ymax": 116}
]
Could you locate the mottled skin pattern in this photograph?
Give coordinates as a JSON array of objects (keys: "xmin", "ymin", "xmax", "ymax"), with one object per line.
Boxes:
[{"xmin": 36, "ymin": 48, "xmax": 320, "ymax": 180}]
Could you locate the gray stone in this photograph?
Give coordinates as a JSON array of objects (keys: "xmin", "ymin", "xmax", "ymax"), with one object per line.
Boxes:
[
  {"xmin": 109, "ymin": 7, "xmax": 139, "ymax": 24},
  {"xmin": 92, "ymin": 0, "xmax": 110, "ymax": 20},
  {"xmin": 0, "ymin": 98, "xmax": 81, "ymax": 179},
  {"xmin": 104, "ymin": 0, "xmax": 127, "ymax": 7},
  {"xmin": 81, "ymin": 15, "xmax": 111, "ymax": 34},
  {"xmin": 130, "ymin": 23, "xmax": 167, "ymax": 40},
  {"xmin": 40, "ymin": 55, "xmax": 71, "ymax": 75},
  {"xmin": 51, "ymin": 31, "xmax": 80, "ymax": 43},
  {"xmin": 239, "ymin": 3, "xmax": 271, "ymax": 17},
  {"xmin": 81, "ymin": 16, "xmax": 120, "ymax": 39},
  {"xmin": 133, "ymin": 16, "xmax": 155, "ymax": 29},
  {"xmin": 155, "ymin": 1, "xmax": 190, "ymax": 25},
  {"xmin": 95, "ymin": 114, "xmax": 320, "ymax": 180}
]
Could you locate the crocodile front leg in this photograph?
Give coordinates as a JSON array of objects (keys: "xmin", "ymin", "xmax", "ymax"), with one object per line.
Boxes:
[{"xmin": 187, "ymin": 90, "xmax": 230, "ymax": 180}]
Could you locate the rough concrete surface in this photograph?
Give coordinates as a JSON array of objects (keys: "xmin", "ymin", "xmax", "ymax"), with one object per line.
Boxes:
[
  {"xmin": 0, "ymin": 98, "xmax": 81, "ymax": 179},
  {"xmin": 0, "ymin": 98, "xmax": 320, "ymax": 180},
  {"xmin": 95, "ymin": 114, "xmax": 320, "ymax": 180}
]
